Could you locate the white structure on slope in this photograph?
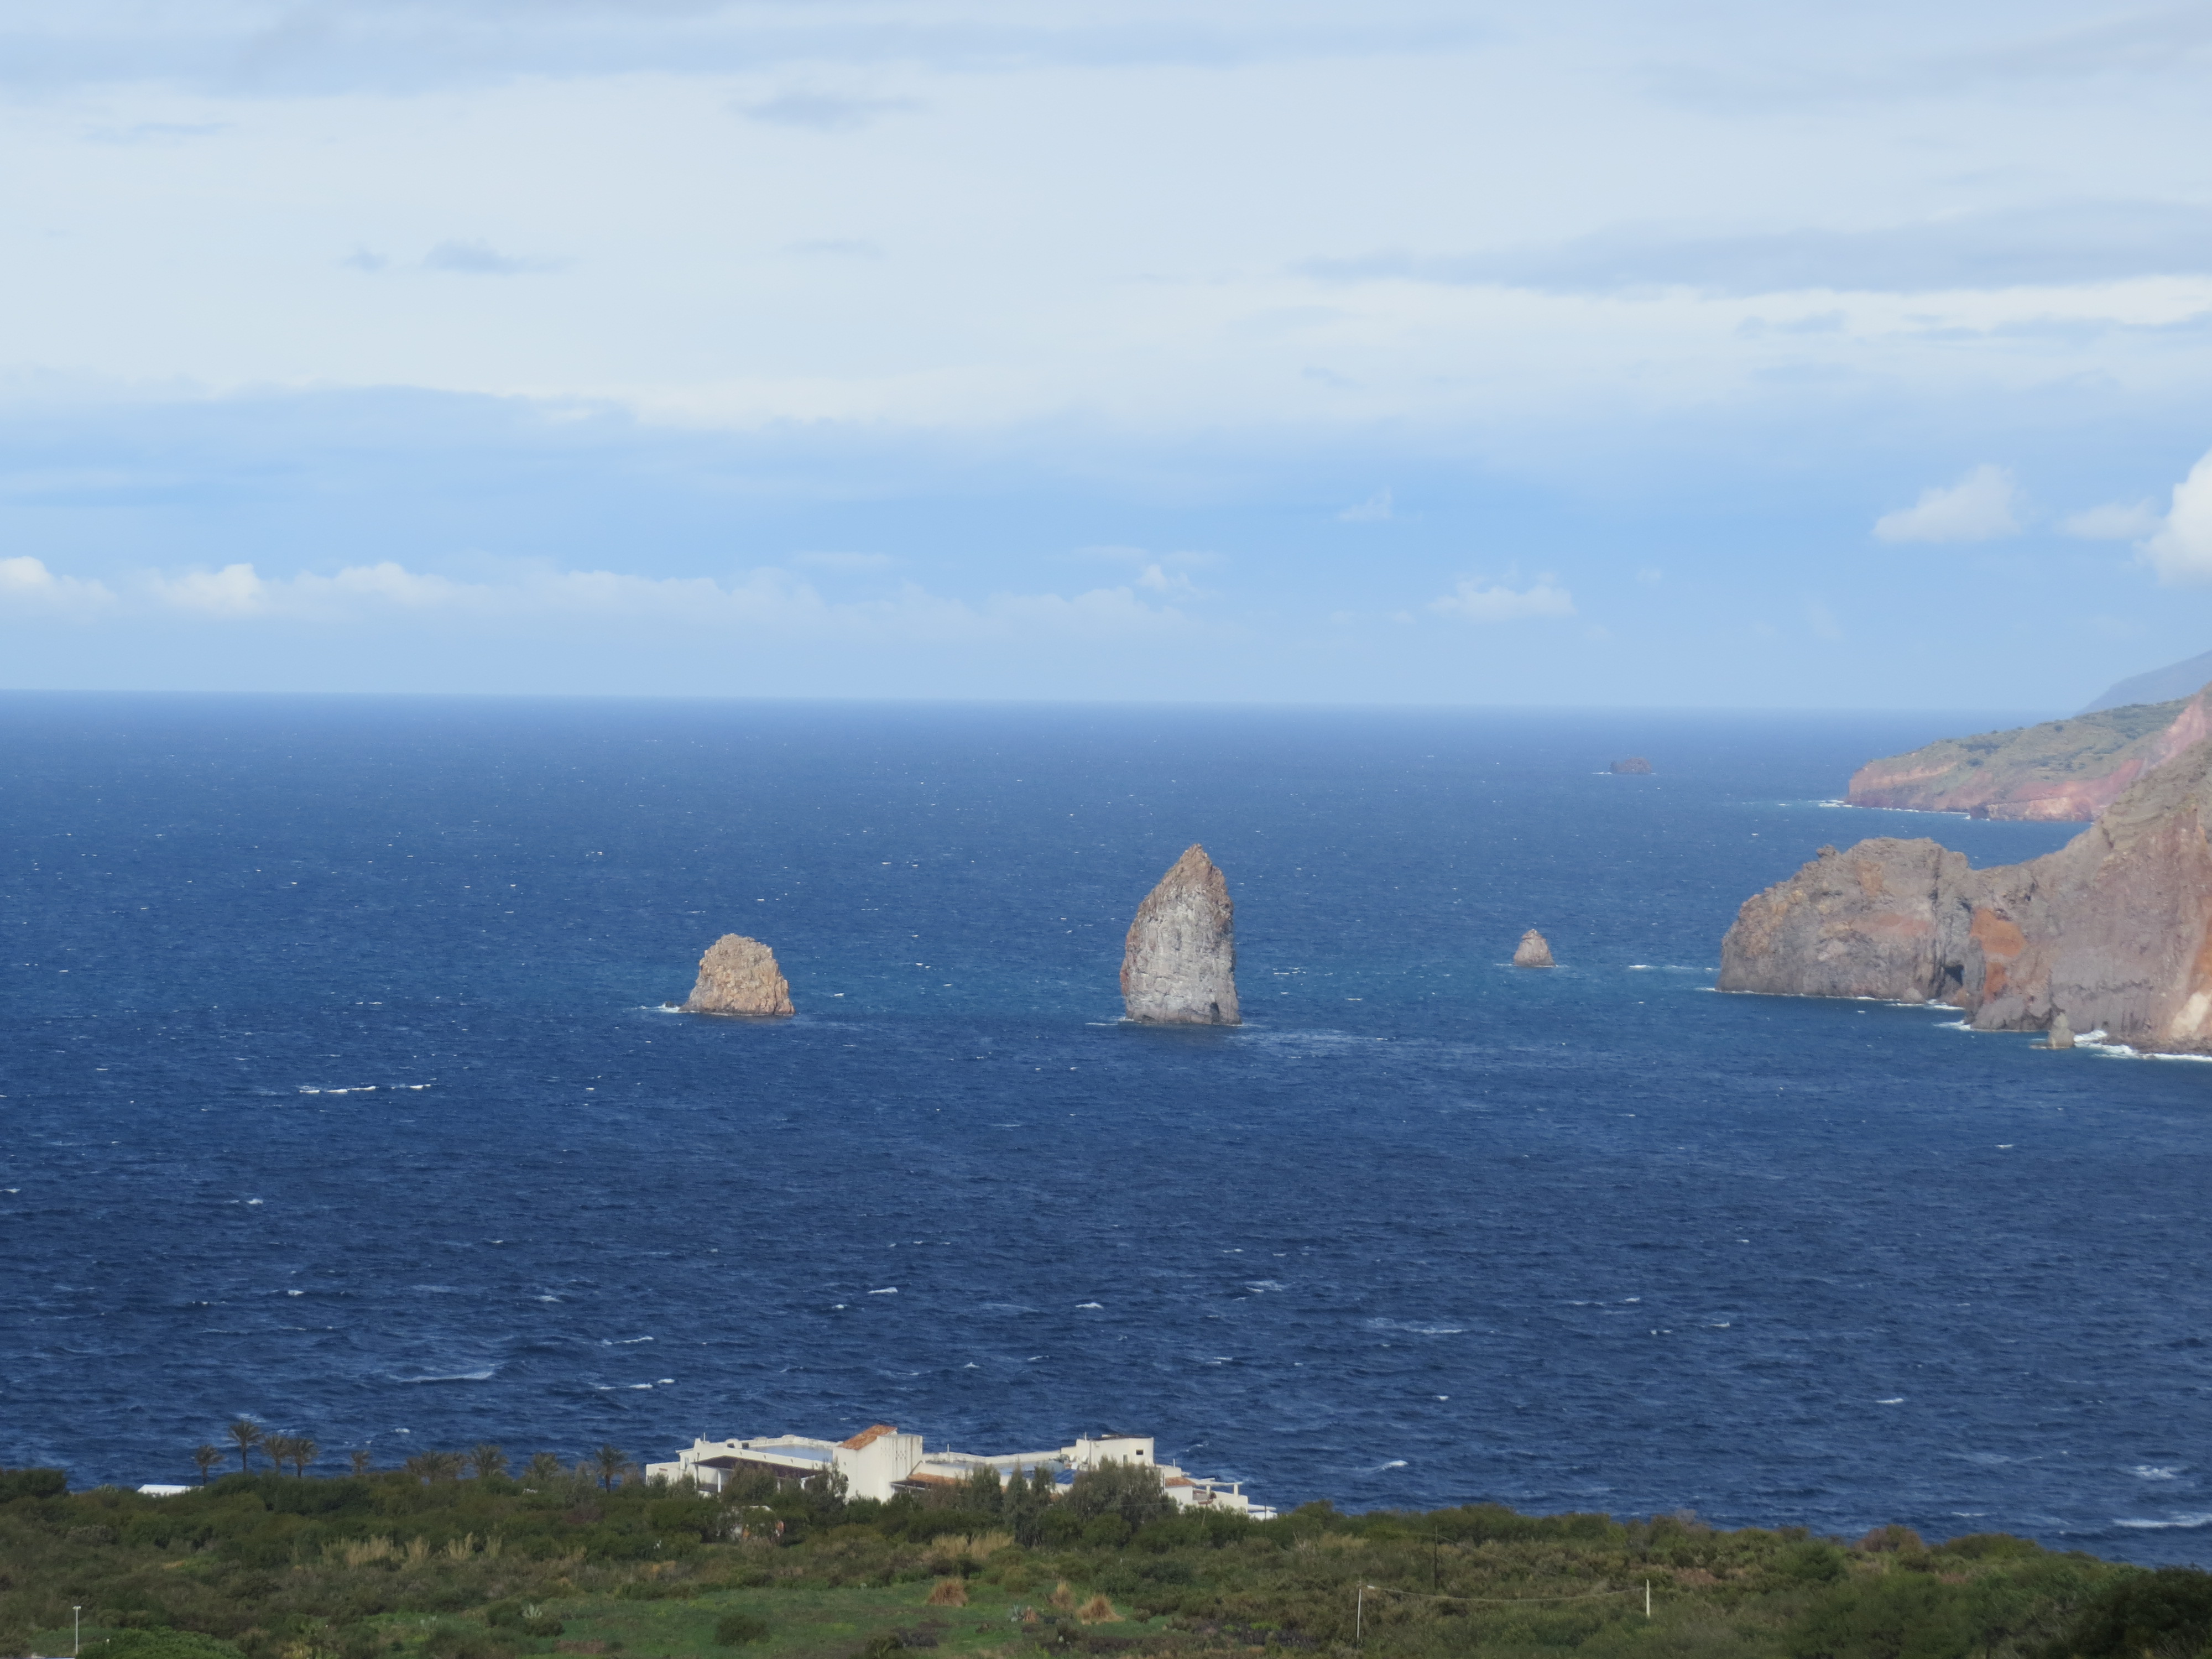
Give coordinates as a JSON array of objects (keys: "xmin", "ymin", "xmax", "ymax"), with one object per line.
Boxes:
[{"xmin": 645, "ymin": 1425, "xmax": 1274, "ymax": 1520}]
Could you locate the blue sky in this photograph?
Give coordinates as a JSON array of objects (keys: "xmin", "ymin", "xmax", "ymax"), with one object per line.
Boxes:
[{"xmin": 3, "ymin": 0, "xmax": 2212, "ymax": 706}]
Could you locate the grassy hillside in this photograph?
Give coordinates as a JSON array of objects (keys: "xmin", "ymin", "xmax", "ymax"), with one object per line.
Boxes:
[
  {"xmin": 1849, "ymin": 697, "xmax": 2190, "ymax": 812},
  {"xmin": 4, "ymin": 1460, "xmax": 2210, "ymax": 1659}
]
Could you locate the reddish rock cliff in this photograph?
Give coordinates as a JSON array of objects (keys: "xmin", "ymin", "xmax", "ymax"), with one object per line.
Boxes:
[
  {"xmin": 1847, "ymin": 688, "xmax": 2211, "ymax": 821},
  {"xmin": 1723, "ymin": 737, "xmax": 2212, "ymax": 1051}
]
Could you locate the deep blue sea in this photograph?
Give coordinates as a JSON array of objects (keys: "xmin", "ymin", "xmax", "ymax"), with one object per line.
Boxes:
[{"xmin": 5, "ymin": 695, "xmax": 2211, "ymax": 1564}]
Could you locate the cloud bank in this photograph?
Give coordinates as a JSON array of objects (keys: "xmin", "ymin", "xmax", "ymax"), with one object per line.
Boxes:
[{"xmin": 1874, "ymin": 465, "xmax": 2022, "ymax": 544}]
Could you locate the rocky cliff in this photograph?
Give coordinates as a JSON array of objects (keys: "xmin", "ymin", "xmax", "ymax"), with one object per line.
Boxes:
[
  {"xmin": 1721, "ymin": 735, "xmax": 2212, "ymax": 1051},
  {"xmin": 684, "ymin": 934, "xmax": 795, "ymax": 1017},
  {"xmin": 1846, "ymin": 688, "xmax": 2209, "ymax": 820},
  {"xmin": 1121, "ymin": 844, "xmax": 1240, "ymax": 1025}
]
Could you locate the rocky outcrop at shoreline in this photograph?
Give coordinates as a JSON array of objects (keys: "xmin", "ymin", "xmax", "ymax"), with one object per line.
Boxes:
[
  {"xmin": 1121, "ymin": 844, "xmax": 1240, "ymax": 1025},
  {"xmin": 685, "ymin": 934, "xmax": 795, "ymax": 1017},
  {"xmin": 1846, "ymin": 687, "xmax": 2212, "ymax": 821},
  {"xmin": 1721, "ymin": 735, "xmax": 2212, "ymax": 1051},
  {"xmin": 1514, "ymin": 929, "xmax": 1556, "ymax": 968}
]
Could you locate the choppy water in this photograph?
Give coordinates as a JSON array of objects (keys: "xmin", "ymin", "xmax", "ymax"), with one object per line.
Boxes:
[{"xmin": 4, "ymin": 695, "xmax": 2210, "ymax": 1563}]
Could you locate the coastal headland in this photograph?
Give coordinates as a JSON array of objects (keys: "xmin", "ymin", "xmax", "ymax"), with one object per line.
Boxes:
[
  {"xmin": 1845, "ymin": 686, "xmax": 2212, "ymax": 820},
  {"xmin": 1723, "ymin": 734, "xmax": 2212, "ymax": 1051}
]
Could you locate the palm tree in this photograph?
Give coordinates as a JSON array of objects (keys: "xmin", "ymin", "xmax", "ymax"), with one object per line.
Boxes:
[
  {"xmin": 434, "ymin": 1449, "xmax": 468, "ymax": 1482},
  {"xmin": 348, "ymin": 1449, "xmax": 372, "ymax": 1477},
  {"xmin": 289, "ymin": 1437, "xmax": 319, "ymax": 1477},
  {"xmin": 191, "ymin": 1444, "xmax": 222, "ymax": 1485},
  {"xmin": 469, "ymin": 1444, "xmax": 508, "ymax": 1480},
  {"xmin": 592, "ymin": 1444, "xmax": 632, "ymax": 1491},
  {"xmin": 404, "ymin": 1452, "xmax": 436, "ymax": 1484},
  {"xmin": 227, "ymin": 1418, "xmax": 263, "ymax": 1473},
  {"xmin": 261, "ymin": 1433, "xmax": 296, "ymax": 1475},
  {"xmin": 524, "ymin": 1452, "xmax": 565, "ymax": 1485}
]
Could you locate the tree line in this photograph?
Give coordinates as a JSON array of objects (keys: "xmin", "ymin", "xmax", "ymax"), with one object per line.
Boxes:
[{"xmin": 199, "ymin": 1421, "xmax": 640, "ymax": 1491}]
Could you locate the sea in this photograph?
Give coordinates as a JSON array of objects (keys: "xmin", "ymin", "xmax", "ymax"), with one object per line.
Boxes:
[{"xmin": 4, "ymin": 694, "xmax": 2211, "ymax": 1564}]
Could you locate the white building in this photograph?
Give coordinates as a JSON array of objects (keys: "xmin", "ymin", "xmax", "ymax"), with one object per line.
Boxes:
[{"xmin": 646, "ymin": 1425, "xmax": 1273, "ymax": 1520}]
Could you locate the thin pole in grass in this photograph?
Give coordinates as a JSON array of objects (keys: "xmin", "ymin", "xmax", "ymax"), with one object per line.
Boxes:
[
  {"xmin": 1355, "ymin": 1585, "xmax": 1364, "ymax": 1646},
  {"xmin": 1645, "ymin": 1580, "xmax": 1651, "ymax": 1619},
  {"xmin": 74, "ymin": 1607, "xmax": 82, "ymax": 1657}
]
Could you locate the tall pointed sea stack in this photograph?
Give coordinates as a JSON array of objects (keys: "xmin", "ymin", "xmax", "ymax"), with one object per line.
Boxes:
[
  {"xmin": 684, "ymin": 934, "xmax": 795, "ymax": 1017},
  {"xmin": 1121, "ymin": 844, "xmax": 1240, "ymax": 1025}
]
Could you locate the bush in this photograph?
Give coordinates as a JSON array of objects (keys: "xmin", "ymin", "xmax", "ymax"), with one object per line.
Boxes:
[
  {"xmin": 1082, "ymin": 1515, "xmax": 1131, "ymax": 1550},
  {"xmin": 0, "ymin": 1468, "xmax": 69, "ymax": 1502},
  {"xmin": 1786, "ymin": 1574, "xmax": 1970, "ymax": 1659},
  {"xmin": 2048, "ymin": 1567, "xmax": 2212, "ymax": 1658},
  {"xmin": 713, "ymin": 1613, "xmax": 770, "ymax": 1647},
  {"xmin": 1773, "ymin": 1542, "xmax": 1850, "ymax": 1584},
  {"xmin": 101, "ymin": 1634, "xmax": 247, "ymax": 1659}
]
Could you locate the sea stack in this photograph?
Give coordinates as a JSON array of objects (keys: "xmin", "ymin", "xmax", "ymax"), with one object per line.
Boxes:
[
  {"xmin": 1514, "ymin": 929, "xmax": 1557, "ymax": 968},
  {"xmin": 2046, "ymin": 1014, "xmax": 2075, "ymax": 1050},
  {"xmin": 684, "ymin": 934, "xmax": 795, "ymax": 1017},
  {"xmin": 1120, "ymin": 844, "xmax": 1240, "ymax": 1025},
  {"xmin": 1610, "ymin": 757, "xmax": 1653, "ymax": 775}
]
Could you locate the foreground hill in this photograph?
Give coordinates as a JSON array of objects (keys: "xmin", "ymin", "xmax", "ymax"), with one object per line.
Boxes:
[
  {"xmin": 1, "ymin": 1463, "xmax": 2206, "ymax": 1659},
  {"xmin": 1846, "ymin": 690, "xmax": 2209, "ymax": 820}
]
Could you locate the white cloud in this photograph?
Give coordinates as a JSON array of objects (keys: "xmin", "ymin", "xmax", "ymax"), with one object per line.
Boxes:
[
  {"xmin": 1338, "ymin": 487, "xmax": 1393, "ymax": 521},
  {"xmin": 2061, "ymin": 499, "xmax": 2162, "ymax": 540},
  {"xmin": 152, "ymin": 561, "xmax": 272, "ymax": 614},
  {"xmin": 1134, "ymin": 562, "xmax": 1203, "ymax": 597},
  {"xmin": 1428, "ymin": 578, "xmax": 1575, "ymax": 623},
  {"xmin": 2142, "ymin": 449, "xmax": 2212, "ymax": 584},
  {"xmin": 1873, "ymin": 464, "xmax": 2023, "ymax": 543},
  {"xmin": 0, "ymin": 555, "xmax": 114, "ymax": 610},
  {"xmin": 422, "ymin": 240, "xmax": 564, "ymax": 275},
  {"xmin": 792, "ymin": 551, "xmax": 896, "ymax": 570},
  {"xmin": 127, "ymin": 557, "xmax": 1191, "ymax": 641}
]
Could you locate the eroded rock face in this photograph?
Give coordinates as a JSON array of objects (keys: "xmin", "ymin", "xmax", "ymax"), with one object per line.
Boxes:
[
  {"xmin": 1121, "ymin": 844, "xmax": 1239, "ymax": 1025},
  {"xmin": 1720, "ymin": 738, "xmax": 2212, "ymax": 1051},
  {"xmin": 684, "ymin": 934, "xmax": 795, "ymax": 1017},
  {"xmin": 1718, "ymin": 838, "xmax": 1974, "ymax": 1002},
  {"xmin": 1514, "ymin": 929, "xmax": 1556, "ymax": 968}
]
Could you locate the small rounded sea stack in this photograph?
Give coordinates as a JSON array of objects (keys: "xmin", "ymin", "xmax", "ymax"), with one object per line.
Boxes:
[
  {"xmin": 1610, "ymin": 757, "xmax": 1653, "ymax": 775},
  {"xmin": 684, "ymin": 934, "xmax": 795, "ymax": 1017},
  {"xmin": 1514, "ymin": 928, "xmax": 1556, "ymax": 968},
  {"xmin": 1120, "ymin": 844, "xmax": 1240, "ymax": 1025},
  {"xmin": 2046, "ymin": 1013, "xmax": 2075, "ymax": 1050}
]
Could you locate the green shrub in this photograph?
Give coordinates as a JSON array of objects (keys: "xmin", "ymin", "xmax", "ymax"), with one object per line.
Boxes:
[
  {"xmin": 101, "ymin": 1633, "xmax": 248, "ymax": 1659},
  {"xmin": 1082, "ymin": 1515, "xmax": 1131, "ymax": 1550},
  {"xmin": 1773, "ymin": 1542, "xmax": 1850, "ymax": 1584},
  {"xmin": 2047, "ymin": 1566, "xmax": 2212, "ymax": 1658},
  {"xmin": 713, "ymin": 1613, "xmax": 770, "ymax": 1647},
  {"xmin": 1786, "ymin": 1574, "xmax": 1971, "ymax": 1659},
  {"xmin": 0, "ymin": 1468, "xmax": 69, "ymax": 1502}
]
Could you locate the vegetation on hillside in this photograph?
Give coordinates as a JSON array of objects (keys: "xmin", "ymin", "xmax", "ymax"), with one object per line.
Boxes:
[{"xmin": 1, "ymin": 1456, "xmax": 2203, "ymax": 1659}]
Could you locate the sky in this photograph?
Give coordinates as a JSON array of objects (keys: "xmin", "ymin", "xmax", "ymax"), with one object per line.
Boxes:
[{"xmin": 3, "ymin": 0, "xmax": 2212, "ymax": 706}]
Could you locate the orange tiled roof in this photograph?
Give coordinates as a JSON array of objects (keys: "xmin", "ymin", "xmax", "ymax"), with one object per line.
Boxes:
[{"xmin": 842, "ymin": 1423, "xmax": 899, "ymax": 1450}]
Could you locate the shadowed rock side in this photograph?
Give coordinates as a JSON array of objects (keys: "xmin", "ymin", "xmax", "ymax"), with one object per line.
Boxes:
[
  {"xmin": 1121, "ymin": 844, "xmax": 1239, "ymax": 1025},
  {"xmin": 1721, "ymin": 736, "xmax": 2212, "ymax": 1052},
  {"xmin": 1846, "ymin": 687, "xmax": 2211, "ymax": 820},
  {"xmin": 684, "ymin": 934, "xmax": 795, "ymax": 1017},
  {"xmin": 1514, "ymin": 929, "xmax": 1556, "ymax": 967}
]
